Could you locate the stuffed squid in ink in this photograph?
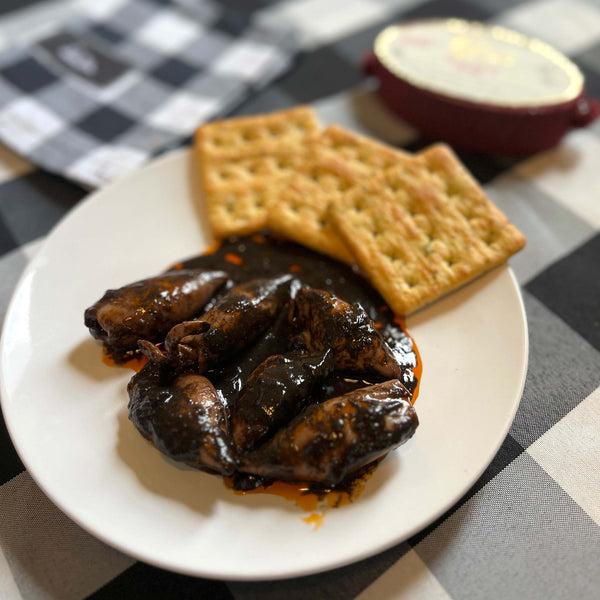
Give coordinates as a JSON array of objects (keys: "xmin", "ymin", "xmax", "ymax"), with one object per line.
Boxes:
[
  {"xmin": 292, "ymin": 287, "xmax": 403, "ymax": 379},
  {"xmin": 239, "ymin": 379, "xmax": 418, "ymax": 486},
  {"xmin": 231, "ymin": 349, "xmax": 334, "ymax": 452},
  {"xmin": 84, "ymin": 269, "xmax": 228, "ymax": 356},
  {"xmin": 127, "ymin": 360, "xmax": 236, "ymax": 475},
  {"xmin": 163, "ymin": 275, "xmax": 294, "ymax": 371}
]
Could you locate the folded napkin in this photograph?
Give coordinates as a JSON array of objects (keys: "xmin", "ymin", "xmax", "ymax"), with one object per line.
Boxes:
[{"xmin": 0, "ymin": 0, "xmax": 298, "ymax": 187}]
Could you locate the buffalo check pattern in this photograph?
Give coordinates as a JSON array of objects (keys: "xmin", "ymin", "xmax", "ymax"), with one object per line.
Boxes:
[
  {"xmin": 1, "ymin": 0, "xmax": 600, "ymax": 599},
  {"xmin": 0, "ymin": 0, "xmax": 299, "ymax": 187}
]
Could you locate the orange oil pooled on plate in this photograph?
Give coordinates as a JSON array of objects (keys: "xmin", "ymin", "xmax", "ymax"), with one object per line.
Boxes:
[
  {"xmin": 225, "ymin": 459, "xmax": 381, "ymax": 528},
  {"xmin": 302, "ymin": 513, "xmax": 324, "ymax": 530},
  {"xmin": 102, "ymin": 350, "xmax": 147, "ymax": 373},
  {"xmin": 394, "ymin": 314, "xmax": 422, "ymax": 404}
]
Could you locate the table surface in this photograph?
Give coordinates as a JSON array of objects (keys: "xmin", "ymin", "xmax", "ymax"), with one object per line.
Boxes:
[{"xmin": 0, "ymin": 1, "xmax": 599, "ymax": 599}]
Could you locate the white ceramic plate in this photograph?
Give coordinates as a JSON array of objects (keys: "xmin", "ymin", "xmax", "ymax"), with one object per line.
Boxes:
[{"xmin": 0, "ymin": 149, "xmax": 528, "ymax": 580}]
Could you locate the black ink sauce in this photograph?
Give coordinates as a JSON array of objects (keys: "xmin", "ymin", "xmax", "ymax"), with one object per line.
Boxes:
[{"xmin": 176, "ymin": 234, "xmax": 420, "ymax": 413}]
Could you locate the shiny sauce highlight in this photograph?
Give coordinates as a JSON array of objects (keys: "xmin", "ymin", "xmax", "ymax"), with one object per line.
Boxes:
[{"xmin": 178, "ymin": 234, "xmax": 420, "ymax": 403}]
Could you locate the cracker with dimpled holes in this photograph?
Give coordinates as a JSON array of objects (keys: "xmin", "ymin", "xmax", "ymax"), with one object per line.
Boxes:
[
  {"xmin": 329, "ymin": 144, "xmax": 526, "ymax": 315},
  {"xmin": 200, "ymin": 152, "xmax": 309, "ymax": 191},
  {"xmin": 267, "ymin": 126, "xmax": 413, "ymax": 263},
  {"xmin": 266, "ymin": 150, "xmax": 363, "ymax": 264},
  {"xmin": 196, "ymin": 105, "xmax": 320, "ymax": 161},
  {"xmin": 318, "ymin": 124, "xmax": 410, "ymax": 177},
  {"xmin": 195, "ymin": 106, "xmax": 320, "ymax": 236},
  {"xmin": 413, "ymin": 144, "xmax": 526, "ymax": 258},
  {"xmin": 204, "ymin": 178, "xmax": 286, "ymax": 238}
]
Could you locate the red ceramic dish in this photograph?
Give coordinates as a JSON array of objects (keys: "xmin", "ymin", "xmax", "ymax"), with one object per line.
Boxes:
[{"xmin": 365, "ymin": 19, "xmax": 599, "ymax": 155}]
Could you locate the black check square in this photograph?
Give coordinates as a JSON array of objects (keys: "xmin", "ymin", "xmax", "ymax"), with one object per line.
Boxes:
[
  {"xmin": 0, "ymin": 410, "xmax": 24, "ymax": 485},
  {"xmin": 0, "ymin": 210, "xmax": 18, "ymax": 257},
  {"xmin": 77, "ymin": 106, "xmax": 136, "ymax": 142},
  {"xmin": 214, "ymin": 8, "xmax": 253, "ymax": 36},
  {"xmin": 1, "ymin": 57, "xmax": 57, "ymax": 93},
  {"xmin": 527, "ymin": 234, "xmax": 600, "ymax": 351},
  {"xmin": 404, "ymin": 139, "xmax": 511, "ymax": 184},
  {"xmin": 87, "ymin": 561, "xmax": 235, "ymax": 600},
  {"xmin": 577, "ymin": 64, "xmax": 600, "ymax": 101},
  {"xmin": 279, "ymin": 45, "xmax": 363, "ymax": 103},
  {"xmin": 215, "ymin": 0, "xmax": 281, "ymax": 33},
  {"xmin": 152, "ymin": 57, "xmax": 198, "ymax": 87},
  {"xmin": 89, "ymin": 23, "xmax": 127, "ymax": 45},
  {"xmin": 219, "ymin": 0, "xmax": 278, "ymax": 9},
  {"xmin": 401, "ymin": 0, "xmax": 493, "ymax": 21}
]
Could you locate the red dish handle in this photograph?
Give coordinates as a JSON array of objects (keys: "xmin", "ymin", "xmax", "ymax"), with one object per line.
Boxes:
[
  {"xmin": 571, "ymin": 96, "xmax": 600, "ymax": 127},
  {"xmin": 363, "ymin": 52, "xmax": 379, "ymax": 76}
]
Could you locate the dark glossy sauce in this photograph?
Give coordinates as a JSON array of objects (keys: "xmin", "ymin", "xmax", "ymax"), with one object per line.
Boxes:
[{"xmin": 177, "ymin": 234, "xmax": 420, "ymax": 413}]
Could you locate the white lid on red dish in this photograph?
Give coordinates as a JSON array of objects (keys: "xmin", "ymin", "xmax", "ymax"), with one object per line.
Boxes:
[{"xmin": 374, "ymin": 19, "xmax": 584, "ymax": 108}]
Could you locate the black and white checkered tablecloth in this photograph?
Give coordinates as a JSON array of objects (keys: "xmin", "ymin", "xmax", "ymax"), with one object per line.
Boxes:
[
  {"xmin": 1, "ymin": 1, "xmax": 599, "ymax": 599},
  {"xmin": 0, "ymin": 0, "xmax": 299, "ymax": 187}
]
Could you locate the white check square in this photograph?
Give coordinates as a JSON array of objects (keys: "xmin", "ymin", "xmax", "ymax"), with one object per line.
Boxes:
[
  {"xmin": 148, "ymin": 92, "xmax": 219, "ymax": 134},
  {"xmin": 497, "ymin": 0, "xmax": 600, "ymax": 55},
  {"xmin": 75, "ymin": 0, "xmax": 129, "ymax": 19},
  {"xmin": 528, "ymin": 387, "xmax": 600, "ymax": 526},
  {"xmin": 356, "ymin": 549, "xmax": 452, "ymax": 600},
  {"xmin": 0, "ymin": 97, "xmax": 65, "ymax": 154},
  {"xmin": 514, "ymin": 129, "xmax": 600, "ymax": 228},
  {"xmin": 135, "ymin": 10, "xmax": 203, "ymax": 55},
  {"xmin": 277, "ymin": 0, "xmax": 388, "ymax": 48},
  {"xmin": 67, "ymin": 144, "xmax": 148, "ymax": 187},
  {"xmin": 212, "ymin": 40, "xmax": 282, "ymax": 81}
]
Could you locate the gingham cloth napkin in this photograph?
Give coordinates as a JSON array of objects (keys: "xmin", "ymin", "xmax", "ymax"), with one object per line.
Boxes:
[{"xmin": 0, "ymin": 0, "xmax": 298, "ymax": 188}]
